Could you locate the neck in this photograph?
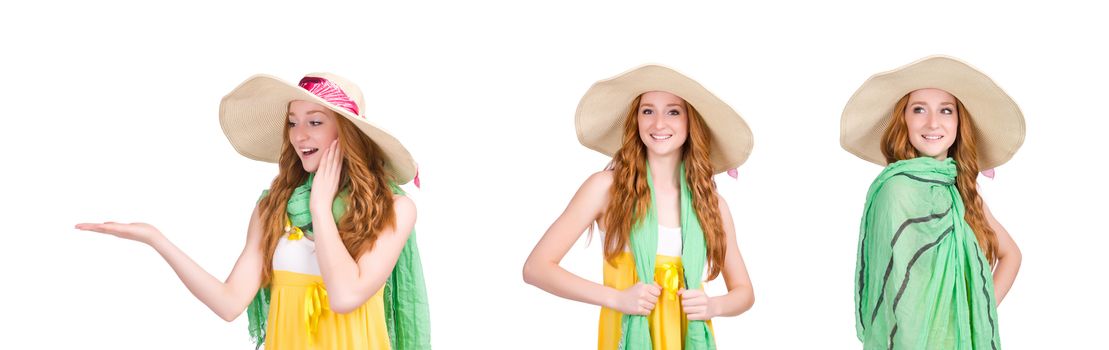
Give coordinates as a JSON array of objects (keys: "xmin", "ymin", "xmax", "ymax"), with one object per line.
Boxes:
[{"xmin": 646, "ymin": 151, "xmax": 682, "ymax": 189}]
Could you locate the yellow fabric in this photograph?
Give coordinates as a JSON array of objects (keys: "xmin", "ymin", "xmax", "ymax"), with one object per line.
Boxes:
[
  {"xmin": 599, "ymin": 252, "xmax": 713, "ymax": 350},
  {"xmin": 265, "ymin": 270, "xmax": 391, "ymax": 350}
]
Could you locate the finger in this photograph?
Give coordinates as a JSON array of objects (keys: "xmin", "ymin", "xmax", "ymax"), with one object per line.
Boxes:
[
  {"xmin": 640, "ymin": 296, "xmax": 657, "ymax": 308},
  {"xmin": 639, "ymin": 300, "xmax": 656, "ymax": 311},
  {"xmin": 328, "ymin": 140, "xmax": 338, "ymax": 170},
  {"xmin": 683, "ymin": 305, "xmax": 705, "ymax": 314},
  {"xmin": 646, "ymin": 284, "xmax": 662, "ymax": 297}
]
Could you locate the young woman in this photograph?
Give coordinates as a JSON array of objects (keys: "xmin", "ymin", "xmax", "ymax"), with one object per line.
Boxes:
[
  {"xmin": 523, "ymin": 65, "xmax": 755, "ymax": 350},
  {"xmin": 843, "ymin": 56, "xmax": 1023, "ymax": 349},
  {"xmin": 76, "ymin": 73, "xmax": 430, "ymax": 349}
]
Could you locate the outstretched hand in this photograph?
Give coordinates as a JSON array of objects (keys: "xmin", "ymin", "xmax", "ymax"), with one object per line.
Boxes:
[{"xmin": 75, "ymin": 222, "xmax": 164, "ymax": 245}]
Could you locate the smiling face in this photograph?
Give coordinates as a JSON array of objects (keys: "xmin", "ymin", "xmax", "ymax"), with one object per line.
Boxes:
[
  {"xmin": 287, "ymin": 100, "xmax": 341, "ymax": 172},
  {"xmin": 636, "ymin": 91, "xmax": 690, "ymax": 158},
  {"xmin": 903, "ymin": 88, "xmax": 959, "ymax": 161}
]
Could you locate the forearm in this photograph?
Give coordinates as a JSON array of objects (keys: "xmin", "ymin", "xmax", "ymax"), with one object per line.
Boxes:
[
  {"xmin": 708, "ymin": 285, "xmax": 754, "ymax": 318},
  {"xmin": 992, "ymin": 253, "xmax": 1021, "ymax": 305},
  {"xmin": 523, "ymin": 259, "xmax": 620, "ymax": 309},
  {"xmin": 310, "ymin": 208, "xmax": 377, "ymax": 312},
  {"xmin": 148, "ymin": 235, "xmax": 245, "ymax": 321}
]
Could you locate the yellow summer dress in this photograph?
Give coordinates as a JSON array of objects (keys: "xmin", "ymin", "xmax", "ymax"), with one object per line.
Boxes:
[
  {"xmin": 598, "ymin": 225, "xmax": 713, "ymax": 350},
  {"xmin": 265, "ymin": 231, "xmax": 392, "ymax": 349}
]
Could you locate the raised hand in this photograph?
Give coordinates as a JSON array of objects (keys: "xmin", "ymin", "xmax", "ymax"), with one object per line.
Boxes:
[{"xmin": 310, "ymin": 139, "xmax": 343, "ymax": 213}]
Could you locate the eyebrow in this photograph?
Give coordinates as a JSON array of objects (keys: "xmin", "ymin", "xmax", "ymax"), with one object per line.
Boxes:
[
  {"xmin": 286, "ymin": 110, "xmax": 330, "ymax": 117},
  {"xmin": 908, "ymin": 101, "xmax": 956, "ymax": 107},
  {"xmin": 639, "ymin": 103, "xmax": 685, "ymax": 108}
]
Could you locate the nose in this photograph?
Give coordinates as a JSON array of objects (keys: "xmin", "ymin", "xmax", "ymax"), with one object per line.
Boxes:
[
  {"xmin": 290, "ymin": 126, "xmax": 308, "ymax": 143},
  {"xmin": 652, "ymin": 115, "xmax": 666, "ymax": 130},
  {"xmin": 925, "ymin": 112, "xmax": 941, "ymax": 129}
]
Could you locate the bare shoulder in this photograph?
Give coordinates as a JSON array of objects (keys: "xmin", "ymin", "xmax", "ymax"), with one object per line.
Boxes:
[
  {"xmin": 392, "ymin": 195, "xmax": 416, "ymax": 215},
  {"xmin": 581, "ymin": 169, "xmax": 615, "ymax": 195},
  {"xmin": 715, "ymin": 192, "xmax": 731, "ymax": 212}
]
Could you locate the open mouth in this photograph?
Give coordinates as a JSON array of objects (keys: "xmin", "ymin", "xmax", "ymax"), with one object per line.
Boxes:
[
  {"xmin": 300, "ymin": 147, "xmax": 320, "ymax": 156},
  {"xmin": 650, "ymin": 133, "xmax": 673, "ymax": 141},
  {"xmin": 921, "ymin": 135, "xmax": 944, "ymax": 141}
]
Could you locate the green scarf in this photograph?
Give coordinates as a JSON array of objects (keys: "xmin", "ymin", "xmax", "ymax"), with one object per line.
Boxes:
[
  {"xmin": 248, "ymin": 175, "xmax": 431, "ymax": 349},
  {"xmin": 855, "ymin": 157, "xmax": 1000, "ymax": 349},
  {"xmin": 619, "ymin": 162, "xmax": 715, "ymax": 350}
]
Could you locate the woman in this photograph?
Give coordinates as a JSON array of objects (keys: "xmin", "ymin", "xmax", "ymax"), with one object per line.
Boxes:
[
  {"xmin": 843, "ymin": 56, "xmax": 1023, "ymax": 349},
  {"xmin": 76, "ymin": 73, "xmax": 430, "ymax": 349},
  {"xmin": 523, "ymin": 65, "xmax": 755, "ymax": 350}
]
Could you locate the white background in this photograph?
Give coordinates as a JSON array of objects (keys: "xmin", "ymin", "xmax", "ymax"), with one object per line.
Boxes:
[{"xmin": 2, "ymin": 1, "xmax": 1105, "ymax": 348}]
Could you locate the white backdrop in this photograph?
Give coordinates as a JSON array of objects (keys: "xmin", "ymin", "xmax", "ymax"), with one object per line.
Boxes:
[{"xmin": 2, "ymin": 1, "xmax": 1105, "ymax": 348}]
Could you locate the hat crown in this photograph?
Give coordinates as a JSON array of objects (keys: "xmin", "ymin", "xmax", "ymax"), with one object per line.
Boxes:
[{"xmin": 304, "ymin": 72, "xmax": 366, "ymax": 117}]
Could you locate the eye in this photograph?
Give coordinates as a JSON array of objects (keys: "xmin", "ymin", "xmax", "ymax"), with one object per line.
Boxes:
[
  {"xmin": 912, "ymin": 106, "xmax": 926, "ymax": 114},
  {"xmin": 287, "ymin": 121, "xmax": 296, "ymax": 127},
  {"xmin": 940, "ymin": 108, "xmax": 954, "ymax": 115},
  {"xmin": 310, "ymin": 120, "xmax": 323, "ymax": 126},
  {"xmin": 667, "ymin": 109, "xmax": 681, "ymax": 116},
  {"xmin": 641, "ymin": 108, "xmax": 653, "ymax": 115}
]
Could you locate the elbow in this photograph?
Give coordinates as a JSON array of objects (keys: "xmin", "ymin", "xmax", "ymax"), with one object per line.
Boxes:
[
  {"xmin": 522, "ymin": 259, "xmax": 542, "ymax": 287},
  {"xmin": 216, "ymin": 309, "xmax": 240, "ymax": 322},
  {"xmin": 328, "ymin": 293, "xmax": 370, "ymax": 315},
  {"xmin": 744, "ymin": 289, "xmax": 756, "ymax": 313}
]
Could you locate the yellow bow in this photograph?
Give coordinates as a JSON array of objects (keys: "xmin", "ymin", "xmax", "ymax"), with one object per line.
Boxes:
[
  {"xmin": 655, "ymin": 262, "xmax": 682, "ymax": 301},
  {"xmin": 285, "ymin": 217, "xmax": 304, "ymax": 241},
  {"xmin": 304, "ymin": 282, "xmax": 329, "ymax": 341}
]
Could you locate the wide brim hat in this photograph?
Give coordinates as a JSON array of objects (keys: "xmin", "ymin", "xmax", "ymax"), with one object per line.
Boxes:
[
  {"xmin": 575, "ymin": 64, "xmax": 754, "ymax": 173},
  {"xmin": 220, "ymin": 72, "xmax": 416, "ymax": 184},
  {"xmin": 840, "ymin": 55, "xmax": 1025, "ymax": 169}
]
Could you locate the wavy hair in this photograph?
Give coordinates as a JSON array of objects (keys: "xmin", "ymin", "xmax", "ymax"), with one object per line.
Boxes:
[{"xmin": 601, "ymin": 95, "xmax": 728, "ymax": 280}]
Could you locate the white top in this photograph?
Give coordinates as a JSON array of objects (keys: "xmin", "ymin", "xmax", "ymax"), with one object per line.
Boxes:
[
  {"xmin": 272, "ymin": 234, "xmax": 321, "ymax": 276},
  {"xmin": 657, "ymin": 225, "xmax": 683, "ymax": 257},
  {"xmin": 601, "ymin": 225, "xmax": 683, "ymax": 257}
]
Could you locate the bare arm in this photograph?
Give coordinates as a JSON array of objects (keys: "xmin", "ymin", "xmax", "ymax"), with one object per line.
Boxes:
[
  {"xmin": 307, "ymin": 140, "xmax": 417, "ymax": 313},
  {"xmin": 75, "ymin": 204, "xmax": 265, "ymax": 322},
  {"xmin": 311, "ymin": 195, "xmax": 415, "ymax": 314},
  {"xmin": 984, "ymin": 201, "xmax": 1020, "ymax": 305},
  {"xmin": 706, "ymin": 196, "xmax": 755, "ymax": 317},
  {"xmin": 523, "ymin": 171, "xmax": 619, "ymax": 306},
  {"xmin": 523, "ymin": 171, "xmax": 660, "ymax": 315}
]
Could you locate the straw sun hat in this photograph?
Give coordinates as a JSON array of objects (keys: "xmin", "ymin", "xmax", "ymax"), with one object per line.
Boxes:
[
  {"xmin": 219, "ymin": 73, "xmax": 416, "ymax": 184},
  {"xmin": 575, "ymin": 64, "xmax": 754, "ymax": 173},
  {"xmin": 840, "ymin": 55, "xmax": 1025, "ymax": 169}
]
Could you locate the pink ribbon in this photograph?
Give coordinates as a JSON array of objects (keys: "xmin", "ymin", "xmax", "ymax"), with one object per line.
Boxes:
[
  {"xmin": 298, "ymin": 77, "xmax": 360, "ymax": 116},
  {"xmin": 726, "ymin": 168, "xmax": 738, "ymax": 179},
  {"xmin": 981, "ymin": 168, "xmax": 995, "ymax": 179}
]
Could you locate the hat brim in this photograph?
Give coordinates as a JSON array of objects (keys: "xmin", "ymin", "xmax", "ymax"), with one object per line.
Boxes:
[
  {"xmin": 219, "ymin": 74, "xmax": 417, "ymax": 184},
  {"xmin": 575, "ymin": 65, "xmax": 754, "ymax": 173},
  {"xmin": 840, "ymin": 55, "xmax": 1025, "ymax": 169}
]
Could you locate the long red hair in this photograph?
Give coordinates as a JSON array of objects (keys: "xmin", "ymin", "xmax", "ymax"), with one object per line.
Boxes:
[
  {"xmin": 601, "ymin": 95, "xmax": 728, "ymax": 280},
  {"xmin": 256, "ymin": 111, "xmax": 397, "ymax": 286},
  {"xmin": 881, "ymin": 94, "xmax": 999, "ymax": 264}
]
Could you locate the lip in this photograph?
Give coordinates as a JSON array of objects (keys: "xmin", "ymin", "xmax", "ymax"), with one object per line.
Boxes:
[
  {"xmin": 650, "ymin": 133, "xmax": 673, "ymax": 141},
  {"xmin": 298, "ymin": 147, "xmax": 320, "ymax": 157},
  {"xmin": 920, "ymin": 134, "xmax": 945, "ymax": 142}
]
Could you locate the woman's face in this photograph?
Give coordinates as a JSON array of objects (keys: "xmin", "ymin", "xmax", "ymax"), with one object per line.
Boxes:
[
  {"xmin": 904, "ymin": 88, "xmax": 959, "ymax": 161},
  {"xmin": 637, "ymin": 91, "xmax": 689, "ymax": 158},
  {"xmin": 287, "ymin": 100, "xmax": 340, "ymax": 173}
]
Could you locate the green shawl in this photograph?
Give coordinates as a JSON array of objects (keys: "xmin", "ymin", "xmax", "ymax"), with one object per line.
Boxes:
[
  {"xmin": 619, "ymin": 162, "xmax": 716, "ymax": 350},
  {"xmin": 854, "ymin": 157, "xmax": 1000, "ymax": 349},
  {"xmin": 248, "ymin": 175, "xmax": 431, "ymax": 349}
]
